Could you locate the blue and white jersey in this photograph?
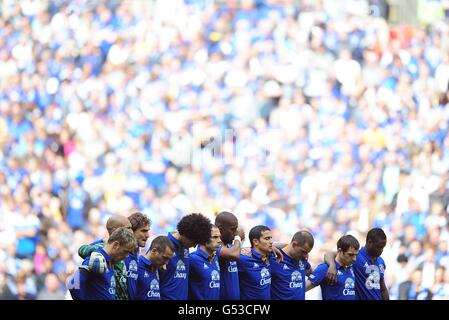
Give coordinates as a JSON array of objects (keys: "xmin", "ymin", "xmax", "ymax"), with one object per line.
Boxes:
[
  {"xmin": 309, "ymin": 261, "xmax": 356, "ymax": 300},
  {"xmin": 219, "ymin": 244, "xmax": 240, "ymax": 300},
  {"xmin": 123, "ymin": 251, "xmax": 139, "ymax": 299},
  {"xmin": 159, "ymin": 232, "xmax": 190, "ymax": 300},
  {"xmin": 270, "ymin": 248, "xmax": 311, "ymax": 300},
  {"xmin": 354, "ymin": 247, "xmax": 386, "ymax": 300},
  {"xmin": 189, "ymin": 247, "xmax": 220, "ymax": 300},
  {"xmin": 68, "ymin": 248, "xmax": 116, "ymax": 300},
  {"xmin": 135, "ymin": 256, "xmax": 160, "ymax": 300},
  {"xmin": 237, "ymin": 249, "xmax": 272, "ymax": 300}
]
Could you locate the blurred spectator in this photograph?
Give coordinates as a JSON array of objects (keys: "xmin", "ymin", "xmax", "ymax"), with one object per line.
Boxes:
[
  {"xmin": 399, "ymin": 269, "xmax": 432, "ymax": 300},
  {"xmin": 13, "ymin": 201, "xmax": 40, "ymax": 259},
  {"xmin": 417, "ymin": 245, "xmax": 437, "ymax": 289},
  {"xmin": 36, "ymin": 273, "xmax": 67, "ymax": 300},
  {"xmin": 0, "ymin": 273, "xmax": 14, "ymax": 300}
]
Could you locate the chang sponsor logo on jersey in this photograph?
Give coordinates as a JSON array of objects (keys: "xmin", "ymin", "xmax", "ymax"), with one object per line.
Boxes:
[
  {"xmin": 228, "ymin": 261, "xmax": 238, "ymax": 273},
  {"xmin": 175, "ymin": 260, "xmax": 187, "ymax": 279},
  {"xmin": 289, "ymin": 270, "xmax": 303, "ymax": 289},
  {"xmin": 147, "ymin": 279, "xmax": 160, "ymax": 298},
  {"xmin": 209, "ymin": 270, "xmax": 220, "ymax": 289},
  {"xmin": 343, "ymin": 277, "xmax": 355, "ymax": 296},
  {"xmin": 109, "ymin": 277, "xmax": 116, "ymax": 295},
  {"xmin": 127, "ymin": 260, "xmax": 138, "ymax": 280},
  {"xmin": 260, "ymin": 267, "xmax": 271, "ymax": 286}
]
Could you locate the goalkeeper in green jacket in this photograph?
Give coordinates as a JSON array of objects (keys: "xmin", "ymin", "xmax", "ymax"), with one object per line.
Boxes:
[{"xmin": 78, "ymin": 214, "xmax": 133, "ymax": 300}]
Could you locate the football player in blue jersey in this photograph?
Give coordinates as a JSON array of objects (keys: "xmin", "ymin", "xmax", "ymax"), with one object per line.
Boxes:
[
  {"xmin": 214, "ymin": 211, "xmax": 245, "ymax": 300},
  {"xmin": 237, "ymin": 225, "xmax": 274, "ymax": 300},
  {"xmin": 306, "ymin": 235, "xmax": 359, "ymax": 300},
  {"xmin": 270, "ymin": 230, "xmax": 314, "ymax": 300},
  {"xmin": 324, "ymin": 228, "xmax": 389, "ymax": 300},
  {"xmin": 135, "ymin": 236, "xmax": 175, "ymax": 300},
  {"xmin": 67, "ymin": 227, "xmax": 137, "ymax": 300},
  {"xmin": 159, "ymin": 213, "xmax": 212, "ymax": 300},
  {"xmin": 189, "ymin": 225, "xmax": 222, "ymax": 300},
  {"xmin": 125, "ymin": 212, "xmax": 151, "ymax": 299},
  {"xmin": 76, "ymin": 214, "xmax": 133, "ymax": 300}
]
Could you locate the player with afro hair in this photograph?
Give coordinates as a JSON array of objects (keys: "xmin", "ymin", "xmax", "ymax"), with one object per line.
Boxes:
[
  {"xmin": 177, "ymin": 213, "xmax": 212, "ymax": 247},
  {"xmin": 159, "ymin": 213, "xmax": 212, "ymax": 300}
]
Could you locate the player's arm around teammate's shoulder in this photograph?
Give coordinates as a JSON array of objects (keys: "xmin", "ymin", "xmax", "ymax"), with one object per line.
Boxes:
[
  {"xmin": 324, "ymin": 251, "xmax": 337, "ymax": 284},
  {"xmin": 306, "ymin": 264, "xmax": 327, "ymax": 291}
]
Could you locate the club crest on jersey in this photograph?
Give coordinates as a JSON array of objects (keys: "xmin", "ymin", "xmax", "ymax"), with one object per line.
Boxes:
[
  {"xmin": 184, "ymin": 249, "xmax": 189, "ymax": 258},
  {"xmin": 298, "ymin": 260, "xmax": 304, "ymax": 269},
  {"xmin": 379, "ymin": 264, "xmax": 385, "ymax": 273}
]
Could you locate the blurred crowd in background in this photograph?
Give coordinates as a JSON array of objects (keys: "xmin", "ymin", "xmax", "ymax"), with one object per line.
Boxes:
[{"xmin": 0, "ymin": 0, "xmax": 449, "ymax": 300}]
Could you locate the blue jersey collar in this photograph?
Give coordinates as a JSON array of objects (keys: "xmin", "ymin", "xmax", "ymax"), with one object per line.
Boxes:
[
  {"xmin": 360, "ymin": 247, "xmax": 376, "ymax": 262},
  {"xmin": 196, "ymin": 246, "xmax": 209, "ymax": 259},
  {"xmin": 196, "ymin": 247, "xmax": 217, "ymax": 262},
  {"xmin": 251, "ymin": 248, "xmax": 269, "ymax": 262},
  {"xmin": 139, "ymin": 255, "xmax": 155, "ymax": 270},
  {"xmin": 334, "ymin": 260, "xmax": 344, "ymax": 270}
]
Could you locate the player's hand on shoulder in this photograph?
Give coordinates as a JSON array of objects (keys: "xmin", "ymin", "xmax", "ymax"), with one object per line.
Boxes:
[
  {"xmin": 241, "ymin": 247, "xmax": 251, "ymax": 257},
  {"xmin": 326, "ymin": 265, "xmax": 337, "ymax": 284},
  {"xmin": 88, "ymin": 251, "xmax": 107, "ymax": 274},
  {"xmin": 237, "ymin": 227, "xmax": 245, "ymax": 242},
  {"xmin": 272, "ymin": 246, "xmax": 283, "ymax": 263}
]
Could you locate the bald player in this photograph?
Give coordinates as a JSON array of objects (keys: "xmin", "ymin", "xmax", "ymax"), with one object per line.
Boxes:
[
  {"xmin": 215, "ymin": 211, "xmax": 245, "ymax": 300},
  {"xmin": 106, "ymin": 215, "xmax": 133, "ymax": 235},
  {"xmin": 77, "ymin": 214, "xmax": 133, "ymax": 300},
  {"xmin": 270, "ymin": 230, "xmax": 314, "ymax": 300}
]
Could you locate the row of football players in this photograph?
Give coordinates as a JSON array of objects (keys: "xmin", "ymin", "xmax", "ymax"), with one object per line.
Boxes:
[{"xmin": 67, "ymin": 211, "xmax": 389, "ymax": 300}]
